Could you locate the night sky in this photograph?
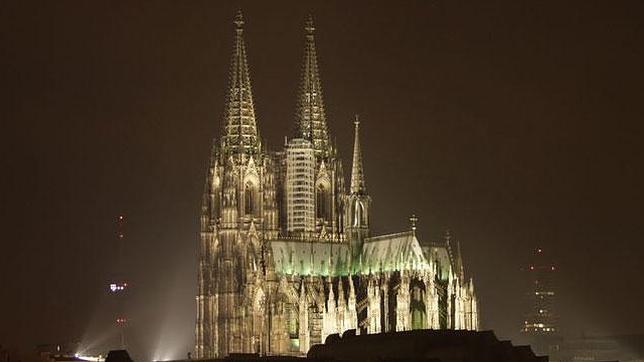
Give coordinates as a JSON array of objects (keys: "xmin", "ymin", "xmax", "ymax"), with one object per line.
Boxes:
[{"xmin": 2, "ymin": 1, "xmax": 643, "ymax": 360}]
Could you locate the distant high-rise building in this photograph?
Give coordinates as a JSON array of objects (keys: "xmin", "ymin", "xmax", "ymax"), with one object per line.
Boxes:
[
  {"xmin": 109, "ymin": 214, "xmax": 129, "ymax": 349},
  {"xmin": 194, "ymin": 12, "xmax": 480, "ymax": 358},
  {"xmin": 522, "ymin": 248, "xmax": 556, "ymax": 335},
  {"xmin": 521, "ymin": 248, "xmax": 561, "ymax": 358}
]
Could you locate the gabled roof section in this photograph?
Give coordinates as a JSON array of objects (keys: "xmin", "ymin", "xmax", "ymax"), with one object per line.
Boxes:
[
  {"xmin": 221, "ymin": 10, "xmax": 260, "ymax": 156},
  {"xmin": 422, "ymin": 244, "xmax": 453, "ymax": 281},
  {"xmin": 295, "ymin": 15, "xmax": 330, "ymax": 158},
  {"xmin": 360, "ymin": 231, "xmax": 430, "ymax": 273}
]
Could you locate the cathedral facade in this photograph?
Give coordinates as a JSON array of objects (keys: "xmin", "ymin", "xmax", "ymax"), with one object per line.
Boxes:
[{"xmin": 195, "ymin": 12, "xmax": 479, "ymax": 358}]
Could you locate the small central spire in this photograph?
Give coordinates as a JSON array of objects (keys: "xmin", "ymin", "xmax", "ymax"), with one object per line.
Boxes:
[{"xmin": 350, "ymin": 115, "xmax": 367, "ymax": 194}]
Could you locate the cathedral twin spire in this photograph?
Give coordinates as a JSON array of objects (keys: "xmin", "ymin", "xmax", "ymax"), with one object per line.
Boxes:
[
  {"xmin": 220, "ymin": 12, "xmax": 333, "ymax": 159},
  {"xmin": 221, "ymin": 10, "xmax": 260, "ymax": 156},
  {"xmin": 295, "ymin": 15, "xmax": 331, "ymax": 158}
]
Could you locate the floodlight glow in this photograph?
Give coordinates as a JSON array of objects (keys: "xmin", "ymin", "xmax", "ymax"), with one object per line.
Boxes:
[{"xmin": 75, "ymin": 354, "xmax": 104, "ymax": 362}]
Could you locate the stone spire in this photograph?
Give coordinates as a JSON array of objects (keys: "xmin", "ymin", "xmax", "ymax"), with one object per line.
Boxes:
[
  {"xmin": 221, "ymin": 10, "xmax": 260, "ymax": 156},
  {"xmin": 350, "ymin": 115, "xmax": 366, "ymax": 194},
  {"xmin": 295, "ymin": 14, "xmax": 330, "ymax": 158}
]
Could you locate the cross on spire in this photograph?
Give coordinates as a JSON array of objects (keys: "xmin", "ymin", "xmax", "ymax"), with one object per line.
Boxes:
[{"xmin": 410, "ymin": 214, "xmax": 418, "ymax": 234}]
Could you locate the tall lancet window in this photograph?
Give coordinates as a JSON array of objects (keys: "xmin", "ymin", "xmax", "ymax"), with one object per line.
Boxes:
[
  {"xmin": 353, "ymin": 200, "xmax": 364, "ymax": 227},
  {"xmin": 411, "ymin": 282, "xmax": 427, "ymax": 330},
  {"xmin": 245, "ymin": 181, "xmax": 256, "ymax": 216},
  {"xmin": 316, "ymin": 184, "xmax": 329, "ymax": 222},
  {"xmin": 287, "ymin": 304, "xmax": 299, "ymax": 340}
]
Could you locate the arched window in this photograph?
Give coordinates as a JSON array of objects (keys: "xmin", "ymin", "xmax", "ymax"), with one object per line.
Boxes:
[
  {"xmin": 245, "ymin": 182, "xmax": 255, "ymax": 216},
  {"xmin": 287, "ymin": 304, "xmax": 299, "ymax": 339}
]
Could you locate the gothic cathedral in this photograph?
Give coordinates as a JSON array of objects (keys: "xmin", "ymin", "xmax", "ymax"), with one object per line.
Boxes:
[{"xmin": 195, "ymin": 12, "xmax": 479, "ymax": 358}]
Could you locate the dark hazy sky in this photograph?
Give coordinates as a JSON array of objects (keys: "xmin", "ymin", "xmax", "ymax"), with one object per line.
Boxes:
[{"xmin": 2, "ymin": 1, "xmax": 643, "ymax": 360}]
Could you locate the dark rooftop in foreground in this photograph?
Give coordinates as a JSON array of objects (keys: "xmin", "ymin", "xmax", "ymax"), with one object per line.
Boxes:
[
  {"xmin": 163, "ymin": 329, "xmax": 546, "ymax": 362},
  {"xmin": 105, "ymin": 350, "xmax": 133, "ymax": 362},
  {"xmin": 309, "ymin": 329, "xmax": 546, "ymax": 362}
]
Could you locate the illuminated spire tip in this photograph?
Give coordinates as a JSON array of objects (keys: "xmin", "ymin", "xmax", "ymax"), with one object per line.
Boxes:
[
  {"xmin": 234, "ymin": 9, "xmax": 244, "ymax": 30},
  {"xmin": 305, "ymin": 14, "xmax": 315, "ymax": 34}
]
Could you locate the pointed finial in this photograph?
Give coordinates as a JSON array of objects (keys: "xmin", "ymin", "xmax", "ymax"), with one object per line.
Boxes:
[
  {"xmin": 305, "ymin": 14, "xmax": 315, "ymax": 35},
  {"xmin": 234, "ymin": 9, "xmax": 244, "ymax": 31},
  {"xmin": 444, "ymin": 229, "xmax": 452, "ymax": 244},
  {"xmin": 354, "ymin": 114, "xmax": 360, "ymax": 127},
  {"xmin": 410, "ymin": 214, "xmax": 418, "ymax": 234}
]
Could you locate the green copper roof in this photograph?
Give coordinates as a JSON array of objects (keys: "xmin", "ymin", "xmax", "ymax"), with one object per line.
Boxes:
[{"xmin": 271, "ymin": 239, "xmax": 350, "ymax": 276}]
